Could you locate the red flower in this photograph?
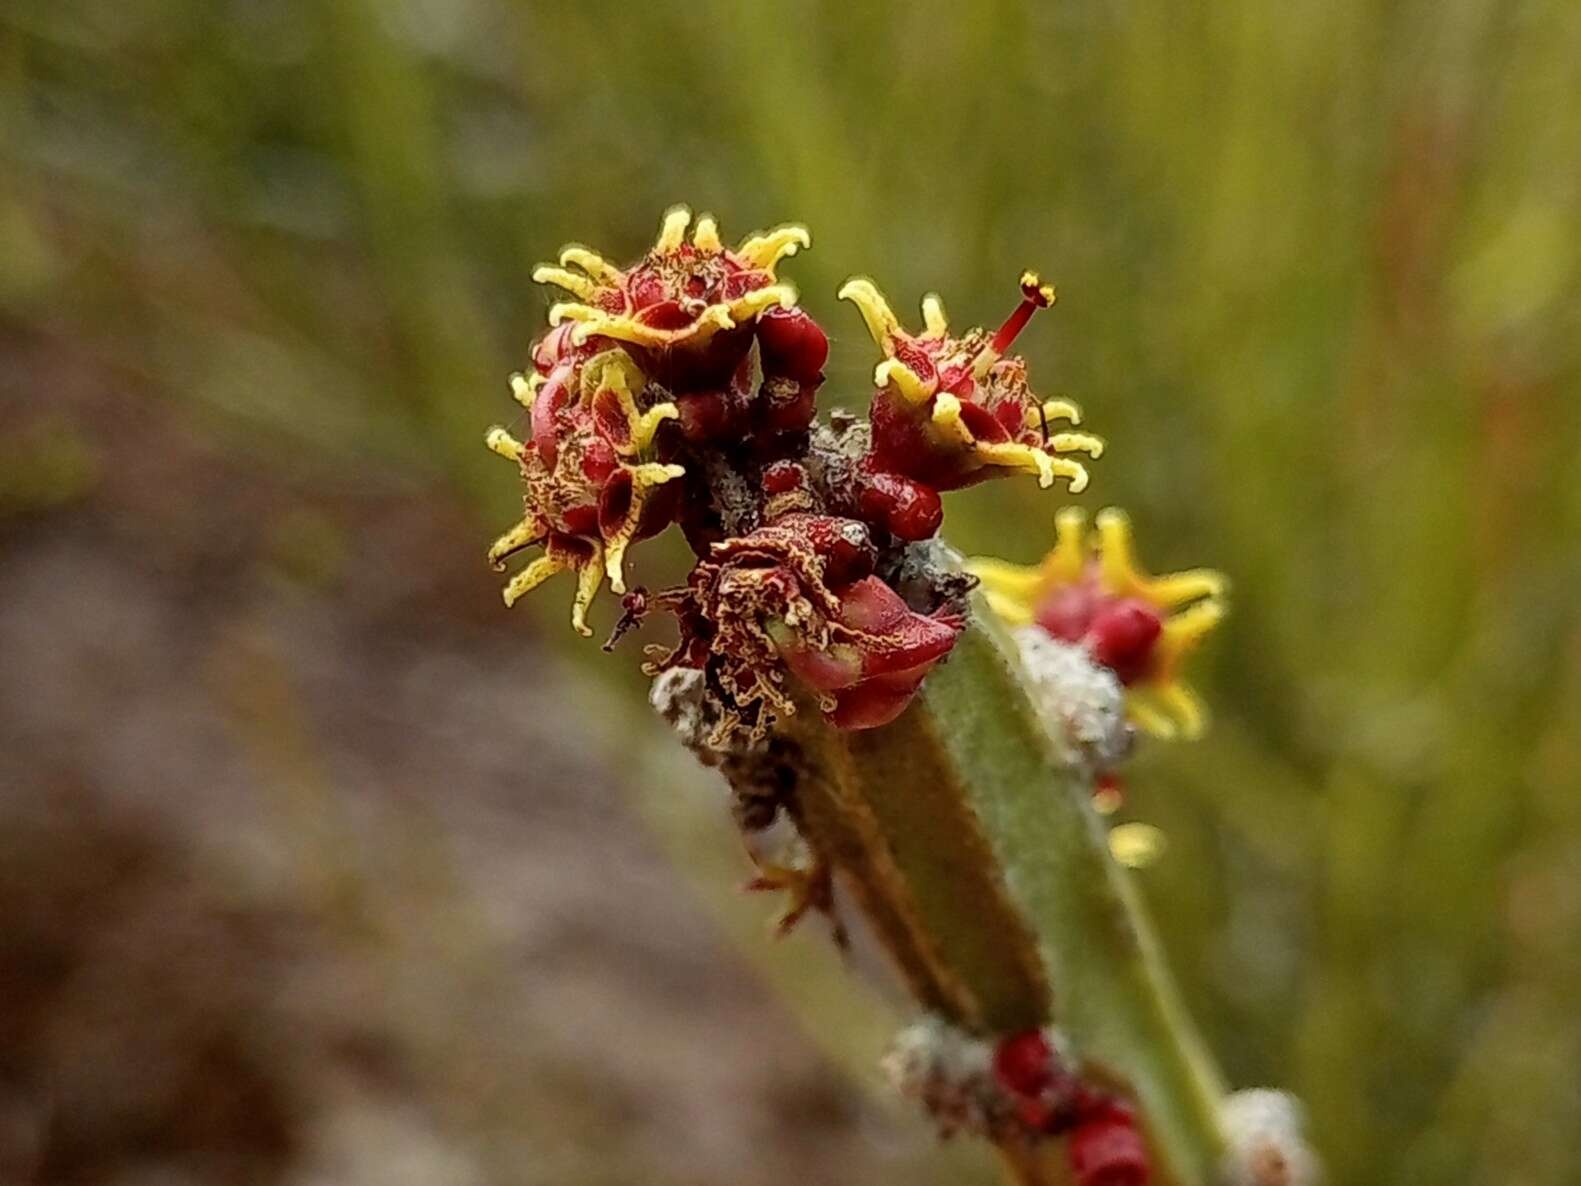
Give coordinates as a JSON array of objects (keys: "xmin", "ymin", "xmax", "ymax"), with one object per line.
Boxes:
[
  {"xmin": 639, "ymin": 465, "xmax": 963, "ymax": 738},
  {"xmin": 839, "ymin": 273, "xmax": 1104, "ymax": 538},
  {"xmin": 533, "ymin": 206, "xmax": 822, "ymax": 408},
  {"xmin": 971, "ymin": 507, "xmax": 1228, "ymax": 739},
  {"xmin": 485, "ymin": 349, "xmax": 685, "ymax": 633},
  {"xmin": 1067, "ymin": 1099, "xmax": 1151, "ymax": 1186}
]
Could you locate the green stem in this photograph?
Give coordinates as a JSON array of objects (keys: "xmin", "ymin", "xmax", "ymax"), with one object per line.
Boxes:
[{"xmin": 782, "ymin": 598, "xmax": 1226, "ymax": 1186}]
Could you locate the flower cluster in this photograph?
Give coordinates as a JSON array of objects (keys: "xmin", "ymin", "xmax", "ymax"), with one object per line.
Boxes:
[
  {"xmin": 487, "ymin": 208, "xmax": 1097, "ymax": 736},
  {"xmin": 884, "ymin": 1017, "xmax": 1153, "ymax": 1186},
  {"xmin": 971, "ymin": 507, "xmax": 1227, "ymax": 740}
]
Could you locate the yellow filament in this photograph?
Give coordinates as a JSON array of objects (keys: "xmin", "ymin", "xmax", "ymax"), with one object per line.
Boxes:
[{"xmin": 838, "ymin": 277, "xmax": 900, "ymax": 348}]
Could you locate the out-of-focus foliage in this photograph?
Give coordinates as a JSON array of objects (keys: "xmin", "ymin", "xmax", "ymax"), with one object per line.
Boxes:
[{"xmin": 3, "ymin": 2, "xmax": 1579, "ymax": 1184}]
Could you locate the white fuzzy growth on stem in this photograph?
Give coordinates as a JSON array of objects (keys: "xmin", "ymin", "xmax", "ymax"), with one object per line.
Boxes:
[
  {"xmin": 1011, "ymin": 629, "xmax": 1132, "ymax": 773},
  {"xmin": 1219, "ymin": 1090, "xmax": 1320, "ymax": 1186}
]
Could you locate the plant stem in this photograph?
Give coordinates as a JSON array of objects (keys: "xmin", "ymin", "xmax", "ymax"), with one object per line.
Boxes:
[{"xmin": 781, "ymin": 593, "xmax": 1226, "ymax": 1186}]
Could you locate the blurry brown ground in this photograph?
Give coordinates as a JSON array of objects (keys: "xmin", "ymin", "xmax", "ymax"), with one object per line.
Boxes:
[{"xmin": 0, "ymin": 327, "xmax": 962, "ymax": 1186}]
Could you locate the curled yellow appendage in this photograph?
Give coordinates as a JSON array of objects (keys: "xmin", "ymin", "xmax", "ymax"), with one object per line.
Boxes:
[
  {"xmin": 579, "ymin": 349, "xmax": 644, "ymax": 406},
  {"xmin": 1049, "ymin": 431, "xmax": 1105, "ymax": 459},
  {"xmin": 570, "ymin": 548, "xmax": 605, "ymax": 636},
  {"xmin": 921, "ymin": 293, "xmax": 949, "ymax": 336},
  {"xmin": 692, "ymin": 214, "xmax": 722, "ymax": 253},
  {"xmin": 838, "ymin": 278, "xmax": 900, "ymax": 348},
  {"xmin": 1108, "ymin": 822, "xmax": 1166, "ymax": 868},
  {"xmin": 655, "ymin": 205, "xmax": 691, "ymax": 253},
  {"xmin": 1042, "ymin": 507, "xmax": 1088, "ymax": 584},
  {"xmin": 547, "ymin": 301, "xmax": 600, "ymax": 328},
  {"xmin": 509, "ymin": 373, "xmax": 539, "ymax": 409},
  {"xmin": 485, "ymin": 426, "xmax": 525, "ymax": 462},
  {"xmin": 724, "ymin": 284, "xmax": 796, "ymax": 323},
  {"xmin": 633, "ymin": 403, "xmax": 679, "ymax": 453},
  {"xmin": 601, "ymin": 464, "xmax": 684, "ymax": 594},
  {"xmin": 1024, "ymin": 398, "xmax": 1083, "ymax": 429},
  {"xmin": 1051, "ymin": 457, "xmax": 1090, "ymax": 493},
  {"xmin": 502, "ymin": 552, "xmax": 564, "ymax": 608},
  {"xmin": 532, "ymin": 265, "xmax": 600, "ymax": 300},
  {"xmin": 488, "ymin": 518, "xmax": 545, "ymax": 571},
  {"xmin": 975, "ymin": 441, "xmax": 1076, "ymax": 489},
  {"xmin": 929, "ymin": 392, "xmax": 975, "ymax": 447},
  {"xmin": 875, "ymin": 358, "xmax": 933, "ymax": 403},
  {"xmin": 736, "ymin": 225, "xmax": 811, "ymax": 272},
  {"xmin": 559, "ymin": 246, "xmax": 623, "ymax": 284}
]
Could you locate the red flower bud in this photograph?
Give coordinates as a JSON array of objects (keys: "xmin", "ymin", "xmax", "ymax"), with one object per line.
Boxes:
[
  {"xmin": 1067, "ymin": 1100, "xmax": 1151, "ymax": 1186},
  {"xmin": 1086, "ymin": 599, "xmax": 1164, "ymax": 686},
  {"xmin": 757, "ymin": 304, "xmax": 829, "ymax": 383},
  {"xmin": 992, "ymin": 1030, "xmax": 1054, "ymax": 1097}
]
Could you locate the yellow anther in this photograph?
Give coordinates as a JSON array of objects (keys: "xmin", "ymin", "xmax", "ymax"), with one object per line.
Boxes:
[
  {"xmin": 874, "ymin": 357, "xmax": 933, "ymax": 403},
  {"xmin": 920, "ymin": 293, "xmax": 949, "ymax": 337},
  {"xmin": 1024, "ymin": 398, "xmax": 1083, "ymax": 429},
  {"xmin": 509, "ymin": 372, "xmax": 539, "ymax": 409},
  {"xmin": 976, "ymin": 441, "xmax": 1059, "ymax": 488},
  {"xmin": 633, "ymin": 403, "xmax": 679, "ymax": 452},
  {"xmin": 724, "ymin": 284, "xmax": 796, "ymax": 324},
  {"xmin": 1049, "ymin": 431, "xmax": 1105, "ymax": 459},
  {"xmin": 735, "ymin": 224, "xmax": 811, "ymax": 272},
  {"xmin": 487, "ymin": 518, "xmax": 544, "ymax": 571},
  {"xmin": 929, "ymin": 391, "xmax": 976, "ymax": 447},
  {"xmin": 570, "ymin": 545, "xmax": 605, "ymax": 636},
  {"xmin": 559, "ymin": 245, "xmax": 623, "ymax": 284},
  {"xmin": 1108, "ymin": 823, "xmax": 1166, "ymax": 868},
  {"xmin": 531, "ymin": 266, "xmax": 599, "ymax": 301},
  {"xmin": 502, "ymin": 552, "xmax": 563, "ymax": 608},
  {"xmin": 1048, "ymin": 456, "xmax": 1090, "ymax": 493},
  {"xmin": 484, "ymin": 426, "xmax": 525, "ymax": 462},
  {"xmin": 547, "ymin": 301, "xmax": 600, "ymax": 328},
  {"xmin": 654, "ymin": 205, "xmax": 691, "ymax": 253},
  {"xmin": 837, "ymin": 277, "xmax": 900, "ymax": 348},
  {"xmin": 692, "ymin": 214, "xmax": 722, "ymax": 253}
]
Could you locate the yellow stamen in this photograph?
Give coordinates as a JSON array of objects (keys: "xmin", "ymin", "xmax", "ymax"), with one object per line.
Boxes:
[
  {"xmin": 838, "ymin": 277, "xmax": 900, "ymax": 348},
  {"xmin": 920, "ymin": 293, "xmax": 949, "ymax": 336},
  {"xmin": 633, "ymin": 403, "xmax": 679, "ymax": 453},
  {"xmin": 723, "ymin": 283, "xmax": 796, "ymax": 324},
  {"xmin": 603, "ymin": 463, "xmax": 686, "ymax": 594},
  {"xmin": 531, "ymin": 265, "xmax": 600, "ymax": 301},
  {"xmin": 874, "ymin": 357, "xmax": 933, "ymax": 403},
  {"xmin": 547, "ymin": 301, "xmax": 601, "ymax": 328},
  {"xmin": 736, "ymin": 225, "xmax": 811, "ymax": 272},
  {"xmin": 654, "ymin": 205, "xmax": 691, "ymax": 253},
  {"xmin": 929, "ymin": 391, "xmax": 976, "ymax": 447},
  {"xmin": 559, "ymin": 245, "xmax": 623, "ymax": 284},
  {"xmin": 509, "ymin": 372, "xmax": 539, "ymax": 410},
  {"xmin": 570, "ymin": 545, "xmax": 605, "ymax": 636},
  {"xmin": 487, "ymin": 518, "xmax": 545, "ymax": 571},
  {"xmin": 692, "ymin": 214, "xmax": 722, "ymax": 253},
  {"xmin": 484, "ymin": 426, "xmax": 525, "ymax": 462},
  {"xmin": 502, "ymin": 552, "xmax": 563, "ymax": 608},
  {"xmin": 1049, "ymin": 431, "xmax": 1105, "ymax": 459}
]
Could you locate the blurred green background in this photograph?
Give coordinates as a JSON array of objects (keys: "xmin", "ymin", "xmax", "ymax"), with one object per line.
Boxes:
[{"xmin": 3, "ymin": 1, "xmax": 1580, "ymax": 1184}]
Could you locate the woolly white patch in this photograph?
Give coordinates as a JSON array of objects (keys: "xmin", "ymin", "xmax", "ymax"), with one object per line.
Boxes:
[
  {"xmin": 882, "ymin": 1017, "xmax": 1003, "ymax": 1139},
  {"xmin": 1219, "ymin": 1089, "xmax": 1320, "ymax": 1186},
  {"xmin": 1012, "ymin": 629, "xmax": 1132, "ymax": 771}
]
